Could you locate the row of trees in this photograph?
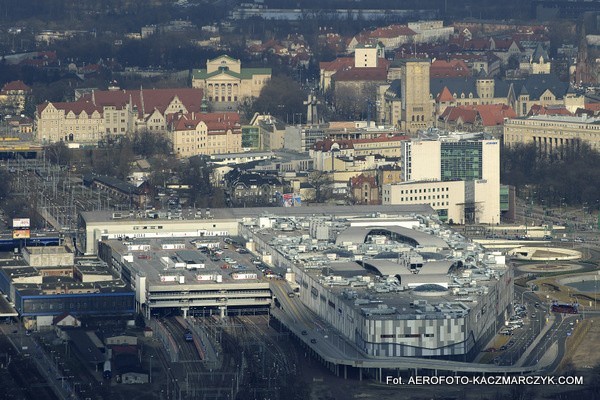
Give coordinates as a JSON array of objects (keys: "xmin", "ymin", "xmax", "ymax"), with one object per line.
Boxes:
[
  {"xmin": 44, "ymin": 131, "xmax": 226, "ymax": 208},
  {"xmin": 501, "ymin": 142, "xmax": 600, "ymax": 209},
  {"xmin": 43, "ymin": 129, "xmax": 172, "ymax": 180}
]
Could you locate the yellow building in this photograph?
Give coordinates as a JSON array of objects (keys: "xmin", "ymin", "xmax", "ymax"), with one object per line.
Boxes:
[
  {"xmin": 310, "ymin": 135, "xmax": 408, "ymax": 172},
  {"xmin": 385, "ymin": 59, "xmax": 433, "ymax": 135},
  {"xmin": 191, "ymin": 55, "xmax": 271, "ymax": 104},
  {"xmin": 169, "ymin": 112, "xmax": 242, "ymax": 157},
  {"xmin": 519, "ymin": 44, "xmax": 551, "ymax": 75},
  {"xmin": 35, "ymin": 87, "xmax": 204, "ymax": 144},
  {"xmin": 381, "ymin": 65, "xmax": 578, "ymax": 130},
  {"xmin": 36, "ymin": 101, "xmax": 104, "ymax": 143},
  {"xmin": 0, "ymin": 80, "xmax": 31, "ymax": 115}
]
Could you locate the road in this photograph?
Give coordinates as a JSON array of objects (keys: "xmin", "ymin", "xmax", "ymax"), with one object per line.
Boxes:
[{"xmin": 0, "ymin": 322, "xmax": 73, "ymax": 400}]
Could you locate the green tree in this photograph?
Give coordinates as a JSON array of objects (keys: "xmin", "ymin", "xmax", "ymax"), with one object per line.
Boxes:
[
  {"xmin": 507, "ymin": 54, "xmax": 520, "ymax": 71},
  {"xmin": 89, "ymin": 140, "xmax": 133, "ymax": 179},
  {"xmin": 22, "ymin": 96, "xmax": 36, "ymax": 118},
  {"xmin": 149, "ymin": 155, "xmax": 176, "ymax": 188}
]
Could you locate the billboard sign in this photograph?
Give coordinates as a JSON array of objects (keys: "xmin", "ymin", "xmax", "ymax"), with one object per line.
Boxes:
[
  {"xmin": 13, "ymin": 229, "xmax": 31, "ymax": 239},
  {"xmin": 12, "ymin": 218, "xmax": 30, "ymax": 228},
  {"xmin": 277, "ymin": 192, "xmax": 302, "ymax": 207}
]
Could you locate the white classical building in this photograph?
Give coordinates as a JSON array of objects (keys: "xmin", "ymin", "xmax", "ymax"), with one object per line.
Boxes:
[{"xmin": 191, "ymin": 55, "xmax": 271, "ymax": 104}]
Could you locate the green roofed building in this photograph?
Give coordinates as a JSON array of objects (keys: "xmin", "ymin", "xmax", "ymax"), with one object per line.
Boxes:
[{"xmin": 191, "ymin": 55, "xmax": 271, "ymax": 105}]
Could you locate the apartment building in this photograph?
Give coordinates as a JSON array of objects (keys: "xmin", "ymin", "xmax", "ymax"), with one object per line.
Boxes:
[{"xmin": 169, "ymin": 112, "xmax": 242, "ymax": 157}]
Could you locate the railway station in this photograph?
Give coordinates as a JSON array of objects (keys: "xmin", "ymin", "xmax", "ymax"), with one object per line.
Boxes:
[{"xmin": 98, "ymin": 237, "xmax": 272, "ymax": 318}]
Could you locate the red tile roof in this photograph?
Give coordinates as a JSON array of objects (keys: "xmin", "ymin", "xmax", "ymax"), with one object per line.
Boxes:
[
  {"xmin": 313, "ymin": 138, "xmax": 354, "ymax": 151},
  {"xmin": 171, "ymin": 112, "xmax": 241, "ymax": 135},
  {"xmin": 583, "ymin": 103, "xmax": 600, "ymax": 112},
  {"xmin": 79, "ymin": 88, "xmax": 204, "ymax": 118},
  {"xmin": 471, "ymin": 104, "xmax": 517, "ymax": 125},
  {"xmin": 37, "ymin": 100, "xmax": 103, "ymax": 116},
  {"xmin": 332, "ymin": 64, "xmax": 389, "ymax": 82},
  {"xmin": 491, "ymin": 39, "xmax": 523, "ymax": 52},
  {"xmin": 354, "ymin": 24, "xmax": 416, "ymax": 45},
  {"xmin": 430, "ymin": 59, "xmax": 470, "ymax": 78},
  {"xmin": 461, "ymin": 38, "xmax": 489, "ymax": 51},
  {"xmin": 436, "ymin": 87, "xmax": 455, "ymax": 102},
  {"xmin": 440, "ymin": 104, "xmax": 517, "ymax": 126},
  {"xmin": 440, "ymin": 106, "xmax": 478, "ymax": 124},
  {"xmin": 319, "ymin": 57, "xmax": 354, "ymax": 72},
  {"xmin": 527, "ymin": 104, "xmax": 572, "ymax": 116},
  {"xmin": 350, "ymin": 173, "xmax": 377, "ymax": 187},
  {"xmin": 1, "ymin": 80, "xmax": 30, "ymax": 92},
  {"xmin": 368, "ymin": 24, "xmax": 416, "ymax": 39}
]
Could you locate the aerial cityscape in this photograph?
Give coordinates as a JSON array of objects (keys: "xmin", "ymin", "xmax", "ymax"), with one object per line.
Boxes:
[{"xmin": 1, "ymin": 0, "xmax": 600, "ymax": 399}]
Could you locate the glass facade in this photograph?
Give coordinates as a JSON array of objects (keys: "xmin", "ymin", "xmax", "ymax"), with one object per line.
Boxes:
[
  {"xmin": 436, "ymin": 209, "xmax": 448, "ymax": 221},
  {"xmin": 500, "ymin": 185, "xmax": 510, "ymax": 212},
  {"xmin": 18, "ymin": 291, "xmax": 135, "ymax": 317},
  {"xmin": 241, "ymin": 126, "xmax": 260, "ymax": 149},
  {"xmin": 440, "ymin": 142, "xmax": 483, "ymax": 181}
]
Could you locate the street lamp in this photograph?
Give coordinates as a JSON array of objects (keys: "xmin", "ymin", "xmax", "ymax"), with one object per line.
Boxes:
[
  {"xmin": 595, "ymin": 274, "xmax": 598, "ymax": 311},
  {"xmin": 521, "ymin": 289, "xmax": 536, "ymax": 306}
]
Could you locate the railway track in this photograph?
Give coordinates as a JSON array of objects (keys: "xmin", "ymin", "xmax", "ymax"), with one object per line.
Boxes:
[
  {"xmin": 237, "ymin": 315, "xmax": 295, "ymax": 375},
  {"xmin": 164, "ymin": 316, "xmax": 245, "ymax": 400},
  {"xmin": 163, "ymin": 317, "xmax": 202, "ymax": 367}
]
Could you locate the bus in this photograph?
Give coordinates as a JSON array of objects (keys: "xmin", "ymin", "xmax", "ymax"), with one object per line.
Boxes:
[{"xmin": 551, "ymin": 301, "xmax": 579, "ymax": 314}]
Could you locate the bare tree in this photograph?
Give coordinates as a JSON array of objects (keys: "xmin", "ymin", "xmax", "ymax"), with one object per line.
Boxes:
[
  {"xmin": 308, "ymin": 170, "xmax": 332, "ymax": 203},
  {"xmin": 45, "ymin": 141, "xmax": 71, "ymax": 166}
]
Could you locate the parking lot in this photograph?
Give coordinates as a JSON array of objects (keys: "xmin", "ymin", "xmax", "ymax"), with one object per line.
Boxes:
[{"xmin": 194, "ymin": 236, "xmax": 284, "ymax": 281}]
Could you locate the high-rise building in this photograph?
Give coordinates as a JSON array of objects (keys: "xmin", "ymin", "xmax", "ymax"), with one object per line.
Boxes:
[{"xmin": 386, "ymin": 138, "xmax": 500, "ymax": 224}]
